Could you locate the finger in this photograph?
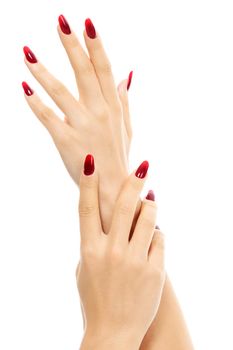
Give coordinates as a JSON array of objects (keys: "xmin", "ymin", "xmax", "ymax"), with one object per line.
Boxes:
[
  {"xmin": 117, "ymin": 75, "xmax": 133, "ymax": 139},
  {"xmin": 22, "ymin": 81, "xmax": 66, "ymax": 140},
  {"xmin": 130, "ymin": 192, "xmax": 158, "ymax": 258},
  {"xmin": 149, "ymin": 230, "xmax": 165, "ymax": 269},
  {"xmin": 83, "ymin": 19, "xmax": 120, "ymax": 107},
  {"xmin": 79, "ymin": 155, "xmax": 102, "ymax": 244},
  {"xmin": 57, "ymin": 16, "xmax": 104, "ymax": 108},
  {"xmin": 23, "ymin": 46, "xmax": 84, "ymax": 125},
  {"xmin": 109, "ymin": 160, "xmax": 149, "ymax": 245}
]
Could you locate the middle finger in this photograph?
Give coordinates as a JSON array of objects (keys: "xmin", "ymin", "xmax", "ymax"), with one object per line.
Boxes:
[{"xmin": 57, "ymin": 15, "xmax": 104, "ymax": 109}]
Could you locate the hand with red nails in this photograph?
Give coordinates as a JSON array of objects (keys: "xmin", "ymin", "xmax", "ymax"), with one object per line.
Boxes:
[
  {"xmin": 22, "ymin": 15, "xmax": 133, "ymax": 232},
  {"xmin": 77, "ymin": 155, "xmax": 165, "ymax": 350},
  {"xmin": 21, "ymin": 15, "xmax": 195, "ymax": 350}
]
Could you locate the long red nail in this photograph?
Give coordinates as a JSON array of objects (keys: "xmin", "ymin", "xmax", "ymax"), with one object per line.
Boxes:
[
  {"xmin": 58, "ymin": 14, "xmax": 71, "ymax": 35},
  {"xmin": 23, "ymin": 46, "xmax": 37, "ymax": 63},
  {"xmin": 22, "ymin": 81, "xmax": 34, "ymax": 96},
  {"xmin": 84, "ymin": 154, "xmax": 95, "ymax": 175},
  {"xmin": 85, "ymin": 18, "xmax": 96, "ymax": 39},
  {"xmin": 127, "ymin": 71, "xmax": 133, "ymax": 90},
  {"xmin": 146, "ymin": 190, "xmax": 155, "ymax": 201},
  {"xmin": 135, "ymin": 160, "xmax": 149, "ymax": 179}
]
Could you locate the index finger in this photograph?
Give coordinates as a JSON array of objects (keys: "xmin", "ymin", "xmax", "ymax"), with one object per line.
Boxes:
[{"xmin": 79, "ymin": 155, "xmax": 102, "ymax": 245}]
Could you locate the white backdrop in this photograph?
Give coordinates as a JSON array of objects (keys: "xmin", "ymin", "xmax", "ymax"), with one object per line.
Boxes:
[{"xmin": 0, "ymin": 0, "xmax": 233, "ymax": 349}]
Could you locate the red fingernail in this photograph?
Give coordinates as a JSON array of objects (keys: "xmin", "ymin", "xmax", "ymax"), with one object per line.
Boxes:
[
  {"xmin": 84, "ymin": 154, "xmax": 95, "ymax": 175},
  {"xmin": 146, "ymin": 190, "xmax": 155, "ymax": 201},
  {"xmin": 127, "ymin": 71, "xmax": 133, "ymax": 90},
  {"xmin": 135, "ymin": 160, "xmax": 149, "ymax": 179},
  {"xmin": 23, "ymin": 46, "xmax": 38, "ymax": 63},
  {"xmin": 22, "ymin": 81, "xmax": 34, "ymax": 96},
  {"xmin": 85, "ymin": 18, "xmax": 96, "ymax": 39},
  {"xmin": 155, "ymin": 225, "xmax": 160, "ymax": 230},
  {"xmin": 58, "ymin": 14, "xmax": 71, "ymax": 35}
]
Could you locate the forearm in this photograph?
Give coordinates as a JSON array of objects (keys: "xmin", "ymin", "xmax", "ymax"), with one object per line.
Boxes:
[{"xmin": 139, "ymin": 275, "xmax": 194, "ymax": 350}]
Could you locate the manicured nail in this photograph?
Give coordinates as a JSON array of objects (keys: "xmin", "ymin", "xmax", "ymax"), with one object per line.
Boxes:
[
  {"xmin": 135, "ymin": 160, "xmax": 149, "ymax": 179},
  {"xmin": 58, "ymin": 14, "xmax": 71, "ymax": 35},
  {"xmin": 146, "ymin": 190, "xmax": 155, "ymax": 201},
  {"xmin": 127, "ymin": 71, "xmax": 133, "ymax": 90},
  {"xmin": 22, "ymin": 81, "xmax": 34, "ymax": 96},
  {"xmin": 23, "ymin": 46, "xmax": 38, "ymax": 63},
  {"xmin": 155, "ymin": 225, "xmax": 160, "ymax": 230},
  {"xmin": 85, "ymin": 18, "xmax": 96, "ymax": 39},
  {"xmin": 84, "ymin": 154, "xmax": 95, "ymax": 175}
]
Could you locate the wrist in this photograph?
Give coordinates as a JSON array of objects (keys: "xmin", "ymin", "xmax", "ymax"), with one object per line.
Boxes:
[{"xmin": 80, "ymin": 328, "xmax": 142, "ymax": 350}]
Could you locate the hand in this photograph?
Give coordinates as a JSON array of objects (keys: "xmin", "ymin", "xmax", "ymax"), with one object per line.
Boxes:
[
  {"xmin": 22, "ymin": 16, "xmax": 132, "ymax": 231},
  {"xmin": 76, "ymin": 155, "xmax": 166, "ymax": 350}
]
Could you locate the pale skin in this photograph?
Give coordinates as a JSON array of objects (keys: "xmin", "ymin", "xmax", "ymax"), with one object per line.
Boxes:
[
  {"xmin": 22, "ymin": 16, "xmax": 194, "ymax": 349},
  {"xmin": 77, "ymin": 158, "xmax": 165, "ymax": 349}
]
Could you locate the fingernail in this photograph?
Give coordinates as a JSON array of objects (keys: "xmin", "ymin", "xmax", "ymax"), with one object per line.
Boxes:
[
  {"xmin": 146, "ymin": 190, "xmax": 155, "ymax": 201},
  {"xmin": 135, "ymin": 160, "xmax": 149, "ymax": 179},
  {"xmin": 155, "ymin": 225, "xmax": 160, "ymax": 230},
  {"xmin": 23, "ymin": 46, "xmax": 38, "ymax": 63},
  {"xmin": 84, "ymin": 154, "xmax": 95, "ymax": 176},
  {"xmin": 58, "ymin": 14, "xmax": 71, "ymax": 35},
  {"xmin": 22, "ymin": 81, "xmax": 34, "ymax": 96},
  {"xmin": 85, "ymin": 18, "xmax": 96, "ymax": 39},
  {"xmin": 127, "ymin": 71, "xmax": 133, "ymax": 90}
]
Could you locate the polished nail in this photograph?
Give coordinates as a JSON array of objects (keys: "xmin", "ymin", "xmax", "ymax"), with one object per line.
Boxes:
[
  {"xmin": 84, "ymin": 154, "xmax": 95, "ymax": 175},
  {"xmin": 127, "ymin": 71, "xmax": 133, "ymax": 90},
  {"xmin": 58, "ymin": 14, "xmax": 71, "ymax": 35},
  {"xmin": 135, "ymin": 160, "xmax": 149, "ymax": 179},
  {"xmin": 85, "ymin": 18, "xmax": 96, "ymax": 39},
  {"xmin": 22, "ymin": 81, "xmax": 34, "ymax": 96},
  {"xmin": 146, "ymin": 190, "xmax": 155, "ymax": 201},
  {"xmin": 155, "ymin": 225, "xmax": 160, "ymax": 230},
  {"xmin": 23, "ymin": 46, "xmax": 38, "ymax": 63}
]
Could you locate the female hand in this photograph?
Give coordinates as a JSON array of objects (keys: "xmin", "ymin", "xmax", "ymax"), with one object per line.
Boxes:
[
  {"xmin": 22, "ymin": 16, "xmax": 132, "ymax": 231},
  {"xmin": 76, "ymin": 155, "xmax": 165, "ymax": 350}
]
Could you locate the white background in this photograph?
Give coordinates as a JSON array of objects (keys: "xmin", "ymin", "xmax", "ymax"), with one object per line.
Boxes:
[{"xmin": 0, "ymin": 0, "xmax": 233, "ymax": 349}]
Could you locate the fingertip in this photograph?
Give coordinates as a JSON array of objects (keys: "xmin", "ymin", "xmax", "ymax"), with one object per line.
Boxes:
[
  {"xmin": 127, "ymin": 70, "xmax": 133, "ymax": 91},
  {"xmin": 146, "ymin": 189, "xmax": 155, "ymax": 201},
  {"xmin": 135, "ymin": 160, "xmax": 149, "ymax": 179},
  {"xmin": 84, "ymin": 154, "xmax": 95, "ymax": 176},
  {"xmin": 22, "ymin": 81, "xmax": 34, "ymax": 96}
]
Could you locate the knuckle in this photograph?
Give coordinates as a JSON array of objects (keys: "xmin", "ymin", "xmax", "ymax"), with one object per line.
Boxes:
[
  {"xmin": 79, "ymin": 203, "xmax": 98, "ymax": 217},
  {"xmin": 50, "ymin": 80, "xmax": 67, "ymax": 96},
  {"xmin": 106, "ymin": 245, "xmax": 123, "ymax": 264},
  {"xmin": 81, "ymin": 245, "xmax": 97, "ymax": 261},
  {"xmin": 76, "ymin": 63, "xmax": 95, "ymax": 75},
  {"xmin": 97, "ymin": 60, "xmax": 112, "ymax": 75},
  {"xmin": 139, "ymin": 214, "xmax": 155, "ymax": 230},
  {"xmin": 117, "ymin": 201, "xmax": 133, "ymax": 216},
  {"xmin": 39, "ymin": 106, "xmax": 54, "ymax": 122}
]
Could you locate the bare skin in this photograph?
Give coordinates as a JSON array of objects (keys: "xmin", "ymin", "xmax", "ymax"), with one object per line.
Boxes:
[
  {"xmin": 22, "ymin": 15, "xmax": 194, "ymax": 349},
  {"xmin": 77, "ymin": 156, "xmax": 165, "ymax": 350}
]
